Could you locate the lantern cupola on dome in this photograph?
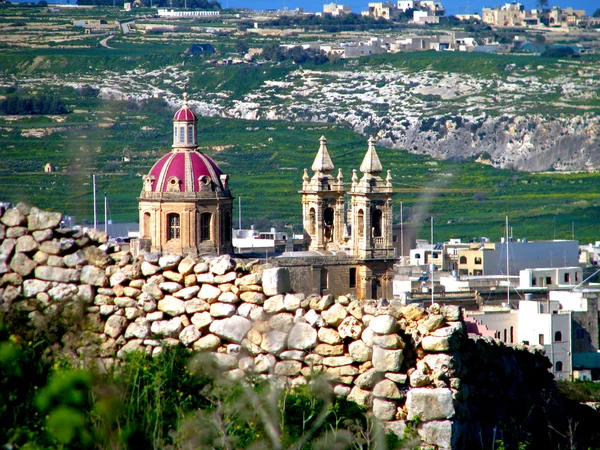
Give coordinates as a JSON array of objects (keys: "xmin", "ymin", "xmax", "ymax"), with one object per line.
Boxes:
[{"xmin": 172, "ymin": 92, "xmax": 198, "ymax": 149}]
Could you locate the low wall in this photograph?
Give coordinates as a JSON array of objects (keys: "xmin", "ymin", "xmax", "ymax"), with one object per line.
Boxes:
[{"xmin": 0, "ymin": 204, "xmax": 574, "ymax": 449}]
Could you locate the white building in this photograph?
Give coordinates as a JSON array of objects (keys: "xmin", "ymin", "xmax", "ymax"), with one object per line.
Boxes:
[
  {"xmin": 323, "ymin": 2, "xmax": 352, "ymax": 15},
  {"xmin": 518, "ymin": 300, "xmax": 571, "ymax": 379},
  {"xmin": 157, "ymin": 9, "xmax": 220, "ymax": 18},
  {"xmin": 466, "ymin": 300, "xmax": 572, "ymax": 379},
  {"xmin": 519, "ymin": 267, "xmax": 583, "ymax": 289},
  {"xmin": 232, "ymin": 227, "xmax": 293, "ymax": 255}
]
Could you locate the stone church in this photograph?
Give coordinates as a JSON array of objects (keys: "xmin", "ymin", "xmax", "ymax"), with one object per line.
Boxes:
[
  {"xmin": 134, "ymin": 94, "xmax": 396, "ymax": 299},
  {"xmin": 136, "ymin": 93, "xmax": 233, "ymax": 256}
]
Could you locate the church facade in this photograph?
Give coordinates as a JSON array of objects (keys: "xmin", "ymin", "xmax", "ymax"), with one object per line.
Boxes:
[
  {"xmin": 275, "ymin": 135, "xmax": 396, "ymax": 300},
  {"xmin": 134, "ymin": 95, "xmax": 396, "ymax": 299}
]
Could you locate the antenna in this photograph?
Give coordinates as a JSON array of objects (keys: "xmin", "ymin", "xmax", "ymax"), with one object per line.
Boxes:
[
  {"xmin": 506, "ymin": 215, "xmax": 510, "ymax": 308},
  {"xmin": 93, "ymin": 174, "xmax": 97, "ymax": 230},
  {"xmin": 239, "ymin": 196, "xmax": 242, "ymax": 230},
  {"xmin": 400, "ymin": 200, "xmax": 404, "ymax": 261},
  {"xmin": 104, "ymin": 192, "xmax": 108, "ymax": 235}
]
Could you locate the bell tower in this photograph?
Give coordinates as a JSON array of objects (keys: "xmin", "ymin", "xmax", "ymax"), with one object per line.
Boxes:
[
  {"xmin": 300, "ymin": 136, "xmax": 346, "ymax": 251},
  {"xmin": 349, "ymin": 137, "xmax": 394, "ymax": 260}
]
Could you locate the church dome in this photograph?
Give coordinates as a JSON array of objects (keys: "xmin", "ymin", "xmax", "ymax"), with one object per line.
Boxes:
[
  {"xmin": 145, "ymin": 150, "xmax": 226, "ymax": 193},
  {"xmin": 173, "ymin": 106, "xmax": 196, "ymax": 122}
]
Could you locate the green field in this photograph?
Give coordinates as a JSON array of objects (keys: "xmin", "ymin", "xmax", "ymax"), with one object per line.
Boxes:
[
  {"xmin": 2, "ymin": 102, "xmax": 600, "ymax": 243},
  {"xmin": 1, "ymin": 6, "xmax": 600, "ymax": 242}
]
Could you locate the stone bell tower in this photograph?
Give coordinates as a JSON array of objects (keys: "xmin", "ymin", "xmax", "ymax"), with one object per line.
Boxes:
[
  {"xmin": 349, "ymin": 137, "xmax": 394, "ymax": 260},
  {"xmin": 300, "ymin": 136, "xmax": 346, "ymax": 251}
]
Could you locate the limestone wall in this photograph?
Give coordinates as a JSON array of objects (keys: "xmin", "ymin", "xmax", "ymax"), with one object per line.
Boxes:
[{"xmin": 0, "ymin": 204, "xmax": 566, "ymax": 450}]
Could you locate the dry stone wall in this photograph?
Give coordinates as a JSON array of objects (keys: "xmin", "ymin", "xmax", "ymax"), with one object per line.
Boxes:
[{"xmin": 0, "ymin": 204, "xmax": 563, "ymax": 449}]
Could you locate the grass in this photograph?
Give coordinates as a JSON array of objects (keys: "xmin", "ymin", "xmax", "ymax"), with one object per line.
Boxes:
[{"xmin": 1, "ymin": 8, "xmax": 600, "ymax": 242}]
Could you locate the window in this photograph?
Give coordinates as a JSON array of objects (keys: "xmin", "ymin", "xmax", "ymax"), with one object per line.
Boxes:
[
  {"xmin": 532, "ymin": 277, "xmax": 537, "ymax": 286},
  {"xmin": 546, "ymin": 276, "xmax": 552, "ymax": 286},
  {"xmin": 554, "ymin": 331, "xmax": 562, "ymax": 342},
  {"xmin": 187, "ymin": 125, "xmax": 194, "ymax": 144},
  {"xmin": 143, "ymin": 212, "xmax": 151, "ymax": 238},
  {"xmin": 555, "ymin": 361, "xmax": 563, "ymax": 372},
  {"xmin": 349, "ymin": 268, "xmax": 357, "ymax": 288},
  {"xmin": 200, "ymin": 213, "xmax": 211, "ymax": 242},
  {"xmin": 309, "ymin": 208, "xmax": 316, "ymax": 235},
  {"xmin": 323, "ymin": 207, "xmax": 334, "ymax": 241},
  {"xmin": 474, "ymin": 257, "xmax": 482, "ymax": 264},
  {"xmin": 167, "ymin": 213, "xmax": 180, "ymax": 240},
  {"xmin": 372, "ymin": 209, "xmax": 382, "ymax": 237},
  {"xmin": 224, "ymin": 211, "xmax": 232, "ymax": 243},
  {"xmin": 459, "ymin": 256, "xmax": 467, "ymax": 264},
  {"xmin": 179, "ymin": 126, "xmax": 185, "ymax": 143},
  {"xmin": 320, "ymin": 268, "xmax": 328, "ymax": 291},
  {"xmin": 564, "ymin": 273, "xmax": 570, "ymax": 283},
  {"xmin": 538, "ymin": 334, "xmax": 545, "ymax": 345},
  {"xmin": 173, "ymin": 126, "xmax": 178, "ymax": 142},
  {"xmin": 523, "ymin": 340, "xmax": 529, "ymax": 345},
  {"xmin": 510, "ymin": 326, "xmax": 514, "ymax": 343},
  {"xmin": 357, "ymin": 210, "xmax": 364, "ymax": 238},
  {"xmin": 503, "ymin": 329, "xmax": 507, "ymax": 342}
]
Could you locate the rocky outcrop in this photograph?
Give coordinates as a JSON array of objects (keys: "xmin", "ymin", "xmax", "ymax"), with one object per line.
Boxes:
[{"xmin": 0, "ymin": 203, "xmax": 576, "ymax": 449}]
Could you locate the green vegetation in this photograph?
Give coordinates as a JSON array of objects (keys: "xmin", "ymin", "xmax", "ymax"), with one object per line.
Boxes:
[
  {"xmin": 0, "ymin": 314, "xmax": 402, "ymax": 449},
  {"xmin": 558, "ymin": 379, "xmax": 600, "ymax": 403},
  {"xmin": 0, "ymin": 7, "xmax": 599, "ymax": 242}
]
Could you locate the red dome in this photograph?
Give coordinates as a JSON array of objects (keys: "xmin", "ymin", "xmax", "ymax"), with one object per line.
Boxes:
[
  {"xmin": 173, "ymin": 107, "xmax": 196, "ymax": 122},
  {"xmin": 148, "ymin": 150, "xmax": 223, "ymax": 193}
]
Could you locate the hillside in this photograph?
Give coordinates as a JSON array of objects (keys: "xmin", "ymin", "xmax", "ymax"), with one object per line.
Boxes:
[{"xmin": 1, "ymin": 7, "xmax": 600, "ymax": 242}]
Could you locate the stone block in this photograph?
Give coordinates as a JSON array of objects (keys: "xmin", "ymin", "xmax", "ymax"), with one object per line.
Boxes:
[
  {"xmin": 10, "ymin": 253, "xmax": 37, "ymax": 277},
  {"xmin": 369, "ymin": 315, "xmax": 399, "ymax": 334},
  {"xmin": 1, "ymin": 208, "xmax": 25, "ymax": 227},
  {"xmin": 373, "ymin": 398, "xmax": 397, "ymax": 421},
  {"xmin": 418, "ymin": 420, "xmax": 454, "ymax": 450},
  {"xmin": 321, "ymin": 303, "xmax": 348, "ymax": 327},
  {"xmin": 210, "ymin": 302, "xmax": 237, "ymax": 318},
  {"xmin": 315, "ymin": 344, "xmax": 345, "ymax": 356},
  {"xmin": 318, "ymin": 327, "xmax": 342, "ymax": 345},
  {"xmin": 372, "ymin": 346, "xmax": 403, "ymax": 372},
  {"xmin": 338, "ymin": 315, "xmax": 363, "ymax": 339},
  {"xmin": 287, "ymin": 322, "xmax": 317, "ymax": 350},
  {"xmin": 191, "ymin": 311, "xmax": 213, "ymax": 329},
  {"xmin": 34, "ymin": 266, "xmax": 80, "ymax": 283},
  {"xmin": 105, "ymin": 315, "xmax": 128, "ymax": 338},
  {"xmin": 349, "ymin": 340, "xmax": 372, "ymax": 362},
  {"xmin": 173, "ymin": 285, "xmax": 200, "ymax": 300},
  {"xmin": 27, "ymin": 207, "xmax": 62, "ymax": 231},
  {"xmin": 179, "ymin": 325, "xmax": 201, "ymax": 346},
  {"xmin": 406, "ymin": 388, "xmax": 455, "ymax": 421},
  {"xmin": 274, "ymin": 360, "xmax": 302, "ymax": 377},
  {"xmin": 209, "ymin": 316, "xmax": 252, "ymax": 343},
  {"xmin": 158, "ymin": 296, "xmax": 186, "ymax": 316},
  {"xmin": 210, "ymin": 255, "xmax": 234, "ymax": 275},
  {"xmin": 373, "ymin": 379, "xmax": 402, "ymax": 399},
  {"xmin": 261, "ymin": 329, "xmax": 287, "ymax": 353},
  {"xmin": 193, "ymin": 334, "xmax": 221, "ymax": 352},
  {"xmin": 262, "ymin": 267, "xmax": 291, "ymax": 296},
  {"xmin": 347, "ymin": 386, "xmax": 373, "ymax": 408}
]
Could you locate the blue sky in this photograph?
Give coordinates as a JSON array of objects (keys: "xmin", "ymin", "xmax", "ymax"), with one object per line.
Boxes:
[{"xmin": 223, "ymin": 0, "xmax": 598, "ymax": 16}]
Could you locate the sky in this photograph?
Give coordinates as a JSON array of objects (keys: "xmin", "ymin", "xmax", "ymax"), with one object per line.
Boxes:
[{"xmin": 223, "ymin": 0, "xmax": 598, "ymax": 16}]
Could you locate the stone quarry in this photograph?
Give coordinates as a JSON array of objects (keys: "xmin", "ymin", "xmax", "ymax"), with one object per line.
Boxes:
[{"xmin": 0, "ymin": 204, "xmax": 572, "ymax": 449}]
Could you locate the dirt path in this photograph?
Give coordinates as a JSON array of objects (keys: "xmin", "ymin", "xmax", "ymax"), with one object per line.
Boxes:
[{"xmin": 99, "ymin": 34, "xmax": 115, "ymax": 49}]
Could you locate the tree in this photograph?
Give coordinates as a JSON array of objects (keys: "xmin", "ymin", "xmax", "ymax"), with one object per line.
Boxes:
[
  {"xmin": 536, "ymin": 0, "xmax": 548, "ymax": 10},
  {"xmin": 234, "ymin": 39, "xmax": 249, "ymax": 56},
  {"xmin": 593, "ymin": 8, "xmax": 600, "ymax": 17}
]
